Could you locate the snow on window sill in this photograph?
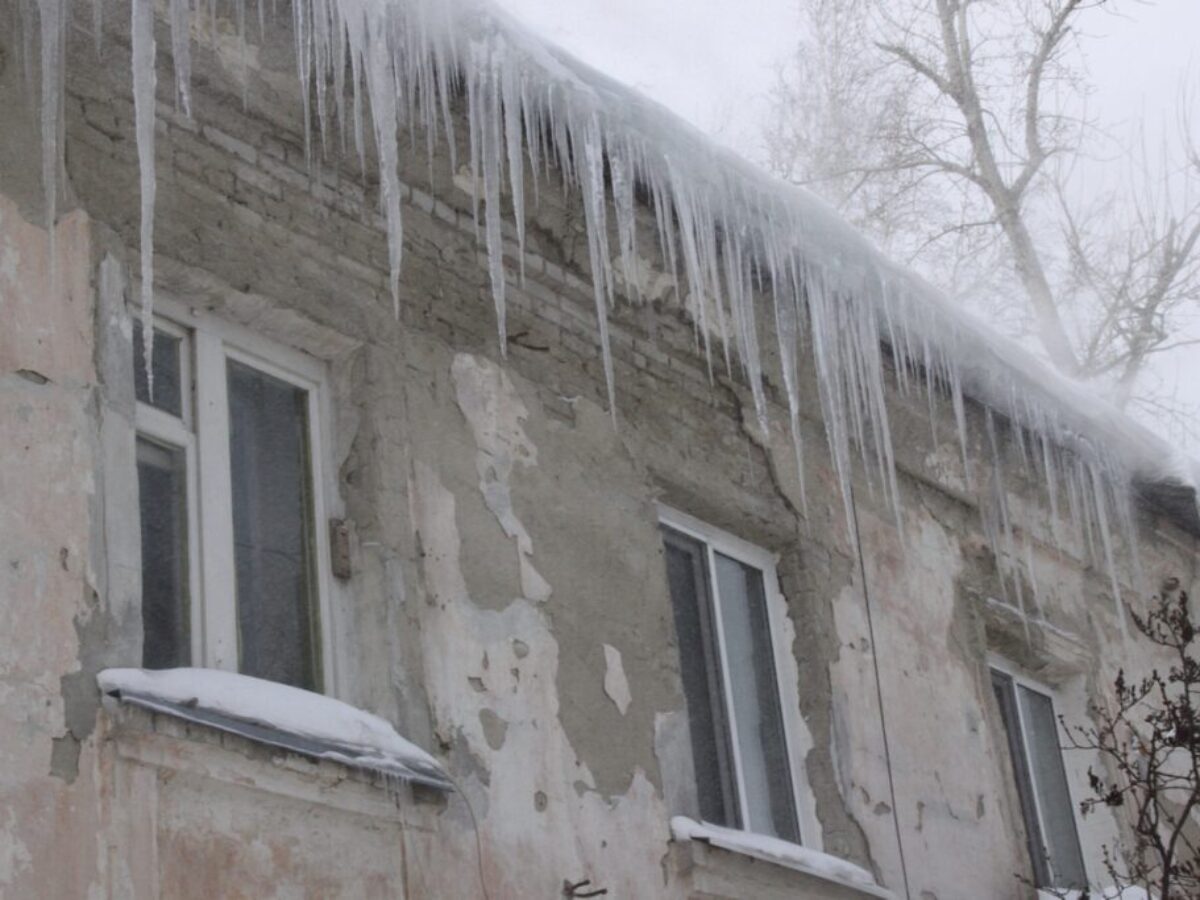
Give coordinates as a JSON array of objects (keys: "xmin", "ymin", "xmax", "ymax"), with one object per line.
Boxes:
[
  {"xmin": 670, "ymin": 816, "xmax": 894, "ymax": 899},
  {"xmin": 1039, "ymin": 889, "xmax": 1152, "ymax": 900},
  {"xmin": 97, "ymin": 668, "xmax": 453, "ymax": 791}
]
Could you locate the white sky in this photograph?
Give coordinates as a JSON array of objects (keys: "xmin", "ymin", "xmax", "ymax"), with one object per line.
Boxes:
[{"xmin": 493, "ymin": 0, "xmax": 1200, "ymax": 449}]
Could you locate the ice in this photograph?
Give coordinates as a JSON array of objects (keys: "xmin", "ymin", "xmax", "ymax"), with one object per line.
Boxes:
[
  {"xmin": 362, "ymin": 28, "xmax": 403, "ymax": 316},
  {"xmin": 29, "ymin": 0, "xmax": 1195, "ymax": 607},
  {"xmin": 168, "ymin": 0, "xmax": 191, "ymax": 116},
  {"xmin": 37, "ymin": 0, "xmax": 62, "ymax": 289},
  {"xmin": 476, "ymin": 37, "xmax": 508, "ymax": 349},
  {"xmin": 131, "ymin": 0, "xmax": 157, "ymax": 395}
]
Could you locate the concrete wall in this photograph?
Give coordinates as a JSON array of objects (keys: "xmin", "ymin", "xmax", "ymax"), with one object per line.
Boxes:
[{"xmin": 1, "ymin": 3, "xmax": 1197, "ymax": 898}]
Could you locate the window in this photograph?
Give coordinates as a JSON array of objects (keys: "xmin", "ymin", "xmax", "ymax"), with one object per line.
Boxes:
[
  {"xmin": 991, "ymin": 665, "xmax": 1087, "ymax": 890},
  {"xmin": 659, "ymin": 508, "xmax": 803, "ymax": 843},
  {"xmin": 133, "ymin": 304, "xmax": 335, "ymax": 693}
]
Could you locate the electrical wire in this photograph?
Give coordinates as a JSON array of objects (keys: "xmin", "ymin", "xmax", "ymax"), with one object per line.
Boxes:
[{"xmin": 849, "ymin": 483, "xmax": 912, "ymax": 900}]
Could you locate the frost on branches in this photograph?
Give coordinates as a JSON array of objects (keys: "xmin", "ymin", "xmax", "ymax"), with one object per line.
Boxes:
[{"xmin": 16, "ymin": 0, "xmax": 1198, "ymax": 621}]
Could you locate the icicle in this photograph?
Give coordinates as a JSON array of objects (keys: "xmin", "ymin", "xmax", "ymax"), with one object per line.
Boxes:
[
  {"xmin": 501, "ymin": 65, "xmax": 526, "ymax": 284},
  {"xmin": 36, "ymin": 0, "xmax": 61, "ymax": 290},
  {"xmin": 363, "ymin": 32, "xmax": 403, "ymax": 316},
  {"xmin": 610, "ymin": 149, "xmax": 638, "ymax": 301},
  {"xmin": 1088, "ymin": 463, "xmax": 1128, "ymax": 639},
  {"xmin": 350, "ymin": 47, "xmax": 366, "ymax": 177},
  {"xmin": 168, "ymin": 0, "xmax": 192, "ymax": 116},
  {"xmin": 950, "ymin": 367, "xmax": 971, "ymax": 482},
  {"xmin": 132, "ymin": 0, "xmax": 158, "ymax": 394},
  {"xmin": 669, "ymin": 174, "xmax": 715, "ymax": 381},
  {"xmin": 474, "ymin": 39, "xmax": 508, "ymax": 350},
  {"xmin": 576, "ymin": 113, "xmax": 617, "ymax": 420},
  {"xmin": 294, "ymin": 0, "xmax": 313, "ymax": 166},
  {"xmin": 772, "ymin": 281, "xmax": 809, "ymax": 515}
]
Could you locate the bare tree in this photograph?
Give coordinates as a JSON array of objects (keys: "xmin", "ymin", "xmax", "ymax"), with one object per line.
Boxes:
[
  {"xmin": 764, "ymin": 0, "xmax": 1200, "ymax": 418},
  {"xmin": 1059, "ymin": 587, "xmax": 1200, "ymax": 898}
]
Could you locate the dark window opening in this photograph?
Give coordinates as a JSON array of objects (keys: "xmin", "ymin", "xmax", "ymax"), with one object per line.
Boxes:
[{"xmin": 137, "ymin": 437, "xmax": 190, "ymax": 668}]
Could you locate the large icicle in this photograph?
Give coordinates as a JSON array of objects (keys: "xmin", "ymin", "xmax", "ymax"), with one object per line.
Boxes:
[
  {"xmin": 576, "ymin": 112, "xmax": 617, "ymax": 418},
  {"xmin": 474, "ymin": 37, "xmax": 509, "ymax": 350},
  {"xmin": 363, "ymin": 27, "xmax": 403, "ymax": 316},
  {"xmin": 131, "ymin": 0, "xmax": 158, "ymax": 391}
]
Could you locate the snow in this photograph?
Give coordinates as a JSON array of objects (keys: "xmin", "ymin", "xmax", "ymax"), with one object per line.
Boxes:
[
  {"xmin": 98, "ymin": 667, "xmax": 451, "ymax": 788},
  {"xmin": 26, "ymin": 0, "xmax": 1200, "ymax": 605},
  {"xmin": 670, "ymin": 816, "xmax": 893, "ymax": 898}
]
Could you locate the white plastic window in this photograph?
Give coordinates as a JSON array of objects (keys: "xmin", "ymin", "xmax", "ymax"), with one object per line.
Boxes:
[
  {"xmin": 658, "ymin": 506, "xmax": 818, "ymax": 846},
  {"xmin": 990, "ymin": 662, "xmax": 1087, "ymax": 890},
  {"xmin": 133, "ymin": 301, "xmax": 336, "ymax": 694}
]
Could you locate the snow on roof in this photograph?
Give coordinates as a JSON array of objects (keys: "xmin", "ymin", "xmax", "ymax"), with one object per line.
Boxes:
[
  {"xmin": 98, "ymin": 668, "xmax": 453, "ymax": 790},
  {"xmin": 670, "ymin": 816, "xmax": 893, "ymax": 898},
  {"xmin": 28, "ymin": 0, "xmax": 1197, "ymax": 604}
]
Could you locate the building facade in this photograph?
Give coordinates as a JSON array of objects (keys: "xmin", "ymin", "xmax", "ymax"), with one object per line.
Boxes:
[{"xmin": 1, "ymin": 2, "xmax": 1197, "ymax": 898}]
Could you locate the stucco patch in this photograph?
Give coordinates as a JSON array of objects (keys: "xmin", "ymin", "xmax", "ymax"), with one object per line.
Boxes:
[
  {"xmin": 407, "ymin": 459, "xmax": 671, "ymax": 897},
  {"xmin": 451, "ymin": 352, "xmax": 551, "ymax": 603},
  {"xmin": 602, "ymin": 644, "xmax": 631, "ymax": 716},
  {"xmin": 478, "ymin": 708, "xmax": 508, "ymax": 751}
]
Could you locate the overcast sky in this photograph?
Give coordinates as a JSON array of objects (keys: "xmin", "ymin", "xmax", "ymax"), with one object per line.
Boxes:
[
  {"xmin": 492, "ymin": 0, "xmax": 1200, "ymax": 449},
  {"xmin": 491, "ymin": 0, "xmax": 1199, "ymax": 164}
]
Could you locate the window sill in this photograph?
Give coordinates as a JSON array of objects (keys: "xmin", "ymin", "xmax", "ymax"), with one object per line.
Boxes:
[
  {"xmin": 98, "ymin": 668, "xmax": 453, "ymax": 794},
  {"xmin": 670, "ymin": 817, "xmax": 894, "ymax": 900}
]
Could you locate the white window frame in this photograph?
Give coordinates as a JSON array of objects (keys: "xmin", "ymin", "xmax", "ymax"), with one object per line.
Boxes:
[
  {"xmin": 134, "ymin": 295, "xmax": 339, "ymax": 695},
  {"xmin": 658, "ymin": 505, "xmax": 822, "ymax": 850},
  {"xmin": 989, "ymin": 655, "xmax": 1086, "ymax": 889}
]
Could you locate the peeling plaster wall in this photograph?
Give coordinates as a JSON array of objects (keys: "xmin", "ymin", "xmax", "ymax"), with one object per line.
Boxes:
[
  {"xmin": 1, "ymin": 4, "xmax": 1198, "ymax": 900},
  {"xmin": 0, "ymin": 184, "xmax": 106, "ymax": 897}
]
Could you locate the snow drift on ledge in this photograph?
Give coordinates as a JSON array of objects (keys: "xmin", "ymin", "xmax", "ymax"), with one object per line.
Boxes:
[
  {"xmin": 98, "ymin": 667, "xmax": 452, "ymax": 789},
  {"xmin": 24, "ymin": 0, "xmax": 1199, "ymax": 619},
  {"xmin": 670, "ymin": 816, "xmax": 893, "ymax": 898}
]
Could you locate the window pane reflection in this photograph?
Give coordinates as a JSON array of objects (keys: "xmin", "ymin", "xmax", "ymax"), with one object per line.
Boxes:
[
  {"xmin": 663, "ymin": 527, "xmax": 740, "ymax": 827},
  {"xmin": 137, "ymin": 438, "xmax": 190, "ymax": 668},
  {"xmin": 133, "ymin": 321, "xmax": 183, "ymax": 417},
  {"xmin": 714, "ymin": 552, "xmax": 799, "ymax": 842},
  {"xmin": 227, "ymin": 359, "xmax": 320, "ymax": 691}
]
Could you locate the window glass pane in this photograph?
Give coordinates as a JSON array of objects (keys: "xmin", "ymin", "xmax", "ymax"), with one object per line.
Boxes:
[
  {"xmin": 137, "ymin": 438, "xmax": 190, "ymax": 668},
  {"xmin": 132, "ymin": 321, "xmax": 183, "ymax": 417},
  {"xmin": 227, "ymin": 359, "xmax": 320, "ymax": 691},
  {"xmin": 662, "ymin": 527, "xmax": 740, "ymax": 828},
  {"xmin": 991, "ymin": 671, "xmax": 1050, "ymax": 887},
  {"xmin": 713, "ymin": 552, "xmax": 800, "ymax": 842},
  {"xmin": 1018, "ymin": 685, "xmax": 1087, "ymax": 888}
]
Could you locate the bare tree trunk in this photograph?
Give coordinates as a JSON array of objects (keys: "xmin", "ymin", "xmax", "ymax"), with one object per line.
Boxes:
[{"xmin": 998, "ymin": 208, "xmax": 1082, "ymax": 374}]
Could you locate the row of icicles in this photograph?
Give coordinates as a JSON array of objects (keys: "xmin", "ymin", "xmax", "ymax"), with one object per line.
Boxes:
[{"xmin": 19, "ymin": 0, "xmax": 1149, "ymax": 629}]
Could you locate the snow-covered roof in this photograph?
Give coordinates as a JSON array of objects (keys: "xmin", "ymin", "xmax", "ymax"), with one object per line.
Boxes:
[
  {"xmin": 98, "ymin": 668, "xmax": 453, "ymax": 790},
  {"xmin": 28, "ymin": 0, "xmax": 1198, "ymax": 608}
]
